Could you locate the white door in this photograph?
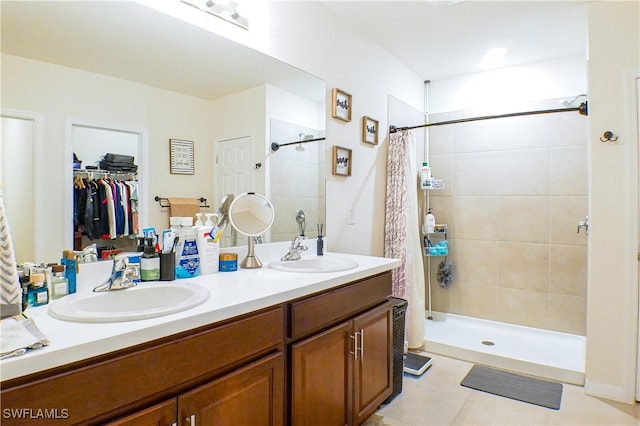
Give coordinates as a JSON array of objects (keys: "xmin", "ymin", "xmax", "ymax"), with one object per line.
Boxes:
[{"xmin": 215, "ymin": 136, "xmax": 253, "ymax": 247}]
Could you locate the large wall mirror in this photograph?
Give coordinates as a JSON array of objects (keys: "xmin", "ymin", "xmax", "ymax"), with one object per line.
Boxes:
[{"xmin": 1, "ymin": 1, "xmax": 326, "ymax": 262}]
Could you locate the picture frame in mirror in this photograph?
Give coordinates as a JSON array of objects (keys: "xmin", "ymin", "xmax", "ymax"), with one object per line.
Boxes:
[
  {"xmin": 332, "ymin": 145, "xmax": 352, "ymax": 177},
  {"xmin": 362, "ymin": 116, "xmax": 379, "ymax": 145},
  {"xmin": 331, "ymin": 88, "xmax": 352, "ymax": 122}
]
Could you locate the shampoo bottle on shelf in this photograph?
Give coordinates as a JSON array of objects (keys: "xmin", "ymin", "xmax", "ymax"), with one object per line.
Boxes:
[
  {"xmin": 425, "ymin": 208, "xmax": 436, "ymax": 234},
  {"xmin": 420, "ymin": 162, "xmax": 432, "ymax": 189}
]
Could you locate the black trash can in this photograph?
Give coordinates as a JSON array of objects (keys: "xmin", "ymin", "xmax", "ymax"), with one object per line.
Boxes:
[{"xmin": 383, "ymin": 297, "xmax": 408, "ymax": 404}]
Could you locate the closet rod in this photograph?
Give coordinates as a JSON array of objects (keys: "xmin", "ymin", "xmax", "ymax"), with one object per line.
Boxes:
[
  {"xmin": 271, "ymin": 137, "xmax": 326, "ymax": 152},
  {"xmin": 389, "ymin": 101, "xmax": 588, "ymax": 134}
]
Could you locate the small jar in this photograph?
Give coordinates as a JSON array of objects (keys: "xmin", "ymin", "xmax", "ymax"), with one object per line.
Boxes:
[{"xmin": 219, "ymin": 253, "xmax": 238, "ymax": 272}]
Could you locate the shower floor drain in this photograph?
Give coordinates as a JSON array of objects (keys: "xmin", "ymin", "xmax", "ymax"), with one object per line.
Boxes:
[{"xmin": 481, "ymin": 340, "xmax": 495, "ymax": 346}]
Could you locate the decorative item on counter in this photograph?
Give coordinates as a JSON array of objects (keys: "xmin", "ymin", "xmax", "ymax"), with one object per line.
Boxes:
[
  {"xmin": 317, "ymin": 223, "xmax": 324, "ymax": 256},
  {"xmin": 61, "ymin": 249, "xmax": 77, "ymax": 294},
  {"xmin": 50, "ymin": 265, "xmax": 69, "ymax": 299},
  {"xmin": 219, "ymin": 253, "xmax": 238, "ymax": 272},
  {"xmin": 140, "ymin": 238, "xmax": 160, "ymax": 281},
  {"xmin": 28, "ymin": 272, "xmax": 48, "ymax": 307}
]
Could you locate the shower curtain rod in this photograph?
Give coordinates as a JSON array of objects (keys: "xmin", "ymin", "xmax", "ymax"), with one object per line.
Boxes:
[
  {"xmin": 389, "ymin": 101, "xmax": 588, "ymax": 133},
  {"xmin": 271, "ymin": 137, "xmax": 326, "ymax": 152}
]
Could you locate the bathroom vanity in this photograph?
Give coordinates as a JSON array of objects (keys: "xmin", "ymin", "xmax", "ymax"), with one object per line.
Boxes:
[{"xmin": 0, "ymin": 245, "xmax": 400, "ymax": 425}]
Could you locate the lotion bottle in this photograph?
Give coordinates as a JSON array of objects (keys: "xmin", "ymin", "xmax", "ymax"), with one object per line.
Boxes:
[
  {"xmin": 195, "ymin": 226, "xmax": 219, "ymax": 275},
  {"xmin": 425, "ymin": 208, "xmax": 436, "ymax": 234}
]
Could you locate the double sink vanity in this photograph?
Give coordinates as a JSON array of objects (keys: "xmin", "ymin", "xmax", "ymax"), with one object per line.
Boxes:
[{"xmin": 1, "ymin": 242, "xmax": 400, "ymax": 425}]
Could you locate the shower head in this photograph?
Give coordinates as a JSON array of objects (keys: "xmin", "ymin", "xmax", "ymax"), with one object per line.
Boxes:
[
  {"xmin": 298, "ymin": 133, "xmax": 314, "ymax": 141},
  {"xmin": 561, "ymin": 94, "xmax": 587, "ymax": 106}
]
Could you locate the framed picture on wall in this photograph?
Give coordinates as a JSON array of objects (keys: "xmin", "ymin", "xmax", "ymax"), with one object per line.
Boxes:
[
  {"xmin": 362, "ymin": 116, "xmax": 379, "ymax": 145},
  {"xmin": 169, "ymin": 139, "xmax": 195, "ymax": 175},
  {"xmin": 332, "ymin": 145, "xmax": 352, "ymax": 176},
  {"xmin": 331, "ymin": 88, "xmax": 352, "ymax": 122}
]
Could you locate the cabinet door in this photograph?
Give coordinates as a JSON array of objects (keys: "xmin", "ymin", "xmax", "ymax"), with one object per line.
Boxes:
[
  {"xmin": 104, "ymin": 399, "xmax": 177, "ymax": 426},
  {"xmin": 291, "ymin": 321, "xmax": 352, "ymax": 426},
  {"xmin": 178, "ymin": 352, "xmax": 284, "ymax": 426},
  {"xmin": 352, "ymin": 301, "xmax": 393, "ymax": 425}
]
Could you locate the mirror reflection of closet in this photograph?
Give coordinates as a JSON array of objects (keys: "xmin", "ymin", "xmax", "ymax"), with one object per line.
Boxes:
[
  {"xmin": 66, "ymin": 119, "xmax": 148, "ymax": 257},
  {"xmin": 0, "ymin": 110, "xmax": 44, "ymax": 263}
]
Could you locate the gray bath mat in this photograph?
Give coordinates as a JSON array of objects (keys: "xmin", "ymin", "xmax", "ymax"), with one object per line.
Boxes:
[{"xmin": 460, "ymin": 365, "xmax": 563, "ymax": 410}]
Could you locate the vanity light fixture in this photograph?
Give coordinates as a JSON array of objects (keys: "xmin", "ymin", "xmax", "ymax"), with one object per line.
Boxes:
[{"xmin": 180, "ymin": 0, "xmax": 249, "ymax": 29}]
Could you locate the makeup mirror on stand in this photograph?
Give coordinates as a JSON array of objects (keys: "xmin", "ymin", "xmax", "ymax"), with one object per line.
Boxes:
[{"xmin": 228, "ymin": 192, "xmax": 275, "ymax": 268}]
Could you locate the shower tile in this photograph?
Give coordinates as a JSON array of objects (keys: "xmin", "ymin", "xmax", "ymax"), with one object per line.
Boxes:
[
  {"xmin": 549, "ymin": 245, "xmax": 587, "ymax": 297},
  {"xmin": 551, "ymin": 146, "xmax": 588, "ymax": 195},
  {"xmin": 549, "ymin": 113, "xmax": 588, "ymax": 147},
  {"xmin": 429, "ymin": 125, "xmax": 454, "ymax": 155},
  {"xmin": 460, "ymin": 283, "xmax": 499, "ymax": 321},
  {"xmin": 499, "ymin": 149, "xmax": 551, "ymax": 196},
  {"xmin": 498, "ymin": 196, "xmax": 550, "ymax": 244},
  {"xmin": 453, "ymin": 121, "xmax": 499, "ymax": 153},
  {"xmin": 496, "ymin": 287, "xmax": 548, "ymax": 329},
  {"xmin": 453, "ymin": 239, "xmax": 498, "ymax": 286},
  {"xmin": 452, "ymin": 197, "xmax": 500, "ymax": 240},
  {"xmin": 453, "ymin": 153, "xmax": 501, "ymax": 196},
  {"xmin": 427, "ymin": 195, "xmax": 453, "ymax": 235},
  {"xmin": 496, "ymin": 114, "xmax": 551, "ymax": 151},
  {"xmin": 550, "ymin": 196, "xmax": 588, "ymax": 246},
  {"xmin": 546, "ymin": 294, "xmax": 586, "ymax": 335},
  {"xmin": 498, "ymin": 242, "xmax": 549, "ymax": 292}
]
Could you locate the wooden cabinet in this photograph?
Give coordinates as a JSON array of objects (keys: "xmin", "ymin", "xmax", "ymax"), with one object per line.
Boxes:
[
  {"xmin": 108, "ymin": 352, "xmax": 283, "ymax": 426},
  {"xmin": 1, "ymin": 270, "xmax": 393, "ymax": 426},
  {"xmin": 1, "ymin": 306, "xmax": 284, "ymax": 426},
  {"xmin": 289, "ymin": 272, "xmax": 393, "ymax": 426}
]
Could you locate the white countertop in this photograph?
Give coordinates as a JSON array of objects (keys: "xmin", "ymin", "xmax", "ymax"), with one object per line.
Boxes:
[{"xmin": 1, "ymin": 242, "xmax": 400, "ymax": 382}]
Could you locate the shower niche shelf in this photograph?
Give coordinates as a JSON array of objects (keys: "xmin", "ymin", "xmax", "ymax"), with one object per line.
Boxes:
[{"xmin": 422, "ymin": 225, "xmax": 448, "ymax": 257}]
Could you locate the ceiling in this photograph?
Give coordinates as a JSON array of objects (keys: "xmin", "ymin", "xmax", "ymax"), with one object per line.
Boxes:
[
  {"xmin": 1, "ymin": 1, "xmax": 588, "ymax": 101},
  {"xmin": 0, "ymin": 1, "xmax": 324, "ymax": 101},
  {"xmin": 322, "ymin": 1, "xmax": 588, "ymax": 80}
]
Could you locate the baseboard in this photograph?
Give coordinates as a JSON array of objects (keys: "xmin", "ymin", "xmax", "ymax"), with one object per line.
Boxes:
[{"xmin": 584, "ymin": 379, "xmax": 637, "ymax": 404}]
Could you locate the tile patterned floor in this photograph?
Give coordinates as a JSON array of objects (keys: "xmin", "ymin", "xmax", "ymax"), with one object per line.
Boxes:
[{"xmin": 365, "ymin": 353, "xmax": 640, "ymax": 426}]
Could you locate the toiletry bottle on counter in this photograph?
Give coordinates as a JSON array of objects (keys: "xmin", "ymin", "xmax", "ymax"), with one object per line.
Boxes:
[
  {"xmin": 50, "ymin": 265, "xmax": 69, "ymax": 299},
  {"xmin": 196, "ymin": 225, "xmax": 219, "ymax": 275},
  {"xmin": 425, "ymin": 208, "xmax": 436, "ymax": 234},
  {"xmin": 141, "ymin": 238, "xmax": 160, "ymax": 281},
  {"xmin": 420, "ymin": 162, "xmax": 432, "ymax": 189},
  {"xmin": 61, "ymin": 249, "xmax": 77, "ymax": 294},
  {"xmin": 175, "ymin": 217, "xmax": 200, "ymax": 279}
]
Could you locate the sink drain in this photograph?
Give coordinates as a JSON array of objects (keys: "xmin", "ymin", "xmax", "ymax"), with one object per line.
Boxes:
[{"xmin": 481, "ymin": 340, "xmax": 495, "ymax": 346}]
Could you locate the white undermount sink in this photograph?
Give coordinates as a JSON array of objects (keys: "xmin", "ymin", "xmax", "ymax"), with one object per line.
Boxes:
[
  {"xmin": 48, "ymin": 283, "xmax": 210, "ymax": 323},
  {"xmin": 269, "ymin": 255, "xmax": 358, "ymax": 273}
]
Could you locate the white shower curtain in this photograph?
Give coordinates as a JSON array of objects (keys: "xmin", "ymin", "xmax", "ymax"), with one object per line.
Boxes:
[{"xmin": 384, "ymin": 130, "xmax": 426, "ymax": 350}]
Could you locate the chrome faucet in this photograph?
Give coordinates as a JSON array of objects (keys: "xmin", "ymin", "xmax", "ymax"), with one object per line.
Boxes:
[
  {"xmin": 281, "ymin": 236, "xmax": 308, "ymax": 261},
  {"xmin": 93, "ymin": 254, "xmax": 140, "ymax": 292}
]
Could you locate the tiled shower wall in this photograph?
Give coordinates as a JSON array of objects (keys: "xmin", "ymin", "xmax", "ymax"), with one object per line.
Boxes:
[{"xmin": 425, "ymin": 106, "xmax": 588, "ymax": 335}]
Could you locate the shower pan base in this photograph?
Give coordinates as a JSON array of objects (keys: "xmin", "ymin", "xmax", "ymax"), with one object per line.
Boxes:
[{"xmin": 424, "ymin": 312, "xmax": 585, "ymax": 385}]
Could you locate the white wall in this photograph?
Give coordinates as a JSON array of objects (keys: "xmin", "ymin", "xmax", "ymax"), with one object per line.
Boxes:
[{"xmin": 585, "ymin": 1, "xmax": 639, "ymax": 404}]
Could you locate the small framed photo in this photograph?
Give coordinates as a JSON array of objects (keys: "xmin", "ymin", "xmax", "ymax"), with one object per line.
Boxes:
[
  {"xmin": 169, "ymin": 139, "xmax": 195, "ymax": 175},
  {"xmin": 362, "ymin": 116, "xmax": 379, "ymax": 145},
  {"xmin": 332, "ymin": 145, "xmax": 352, "ymax": 176},
  {"xmin": 331, "ymin": 88, "xmax": 352, "ymax": 122}
]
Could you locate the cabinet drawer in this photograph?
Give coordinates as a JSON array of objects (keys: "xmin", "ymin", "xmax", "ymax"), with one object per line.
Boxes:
[
  {"xmin": 288, "ymin": 272, "xmax": 391, "ymax": 340},
  {"xmin": 1, "ymin": 306, "xmax": 284, "ymax": 426}
]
